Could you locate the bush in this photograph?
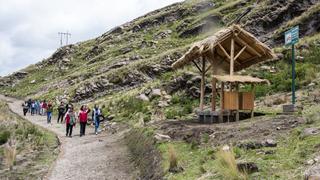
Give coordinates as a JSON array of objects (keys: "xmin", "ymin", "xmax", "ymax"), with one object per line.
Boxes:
[
  {"xmin": 0, "ymin": 130, "xmax": 11, "ymax": 145},
  {"xmin": 120, "ymin": 96, "xmax": 150, "ymax": 118}
]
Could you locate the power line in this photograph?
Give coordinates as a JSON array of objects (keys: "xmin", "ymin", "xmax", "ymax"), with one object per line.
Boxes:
[{"xmin": 58, "ymin": 31, "xmax": 72, "ymax": 47}]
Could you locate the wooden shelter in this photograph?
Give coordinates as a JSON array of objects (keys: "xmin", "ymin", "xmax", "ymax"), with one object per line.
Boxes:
[{"xmin": 172, "ymin": 25, "xmax": 276, "ymax": 122}]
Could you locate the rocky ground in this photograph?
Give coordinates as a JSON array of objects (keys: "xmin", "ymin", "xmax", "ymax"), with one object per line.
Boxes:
[
  {"xmin": 0, "ymin": 95, "xmax": 138, "ymax": 180},
  {"xmin": 154, "ymin": 115, "xmax": 304, "ymax": 148}
]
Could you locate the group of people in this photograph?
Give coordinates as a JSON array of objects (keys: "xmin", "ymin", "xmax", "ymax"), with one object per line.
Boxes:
[{"xmin": 22, "ymin": 99, "xmax": 103, "ymax": 137}]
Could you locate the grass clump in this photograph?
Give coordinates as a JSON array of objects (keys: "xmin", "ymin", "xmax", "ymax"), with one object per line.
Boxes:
[
  {"xmin": 4, "ymin": 139, "xmax": 17, "ymax": 171},
  {"xmin": 168, "ymin": 145, "xmax": 179, "ymax": 172},
  {"xmin": 125, "ymin": 128, "xmax": 163, "ymax": 180},
  {"xmin": 215, "ymin": 148, "xmax": 248, "ymax": 180}
]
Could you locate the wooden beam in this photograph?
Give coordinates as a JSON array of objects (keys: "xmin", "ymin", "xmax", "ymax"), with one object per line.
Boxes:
[
  {"xmin": 251, "ymin": 84, "xmax": 256, "ymax": 118},
  {"xmin": 200, "ymin": 58, "xmax": 206, "ymax": 111},
  {"xmin": 234, "ymin": 46, "xmax": 247, "ymax": 61},
  {"xmin": 219, "ymin": 82, "xmax": 225, "ymax": 123},
  {"xmin": 205, "ymin": 64, "xmax": 212, "ymax": 74},
  {"xmin": 218, "ymin": 43, "xmax": 231, "ymax": 60},
  {"xmin": 235, "ymin": 36, "xmax": 262, "ymax": 57},
  {"xmin": 230, "ymin": 38, "xmax": 235, "ymax": 75},
  {"xmin": 192, "ymin": 60, "xmax": 202, "ymax": 73},
  {"xmin": 236, "ymin": 83, "xmax": 240, "ymax": 122},
  {"xmin": 212, "ymin": 78, "xmax": 217, "ymax": 111},
  {"xmin": 235, "ymin": 56, "xmax": 261, "ymax": 71}
]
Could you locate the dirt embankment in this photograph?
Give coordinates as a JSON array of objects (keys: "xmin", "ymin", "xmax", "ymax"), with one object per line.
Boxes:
[
  {"xmin": 154, "ymin": 115, "xmax": 305, "ymax": 147},
  {"xmin": 0, "ymin": 101, "xmax": 59, "ymax": 179}
]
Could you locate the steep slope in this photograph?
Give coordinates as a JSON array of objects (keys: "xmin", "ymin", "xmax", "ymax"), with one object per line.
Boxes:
[
  {"xmin": 1, "ymin": 0, "xmax": 320, "ymax": 179},
  {"xmin": 0, "ymin": 0, "xmax": 319, "ymax": 102}
]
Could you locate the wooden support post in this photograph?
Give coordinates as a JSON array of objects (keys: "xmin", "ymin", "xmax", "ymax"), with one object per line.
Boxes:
[
  {"xmin": 219, "ymin": 82, "xmax": 224, "ymax": 123},
  {"xmin": 230, "ymin": 37, "xmax": 235, "ymax": 76},
  {"xmin": 251, "ymin": 84, "xmax": 256, "ymax": 118},
  {"xmin": 211, "ymin": 78, "xmax": 217, "ymax": 111},
  {"xmin": 200, "ymin": 58, "xmax": 206, "ymax": 111},
  {"xmin": 236, "ymin": 83, "xmax": 240, "ymax": 122}
]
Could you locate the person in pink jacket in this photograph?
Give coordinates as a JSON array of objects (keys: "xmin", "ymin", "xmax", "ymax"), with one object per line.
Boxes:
[
  {"xmin": 78, "ymin": 105, "xmax": 90, "ymax": 137},
  {"xmin": 65, "ymin": 107, "xmax": 76, "ymax": 137}
]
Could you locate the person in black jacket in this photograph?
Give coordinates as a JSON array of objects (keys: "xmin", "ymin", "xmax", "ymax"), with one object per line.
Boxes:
[{"xmin": 57, "ymin": 102, "xmax": 65, "ymax": 123}]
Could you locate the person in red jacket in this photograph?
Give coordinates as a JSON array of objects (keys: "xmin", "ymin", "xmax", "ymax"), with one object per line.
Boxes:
[
  {"xmin": 65, "ymin": 107, "xmax": 76, "ymax": 137},
  {"xmin": 78, "ymin": 105, "xmax": 90, "ymax": 137}
]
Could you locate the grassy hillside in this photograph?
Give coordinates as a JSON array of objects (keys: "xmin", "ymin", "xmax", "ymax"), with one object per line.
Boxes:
[
  {"xmin": 0, "ymin": 102, "xmax": 59, "ymax": 179},
  {"xmin": 1, "ymin": 0, "xmax": 320, "ymax": 179}
]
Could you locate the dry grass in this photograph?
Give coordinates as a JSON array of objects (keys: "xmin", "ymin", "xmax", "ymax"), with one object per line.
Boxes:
[
  {"xmin": 4, "ymin": 138, "xmax": 17, "ymax": 170},
  {"xmin": 215, "ymin": 148, "xmax": 248, "ymax": 180},
  {"xmin": 168, "ymin": 145, "xmax": 178, "ymax": 171}
]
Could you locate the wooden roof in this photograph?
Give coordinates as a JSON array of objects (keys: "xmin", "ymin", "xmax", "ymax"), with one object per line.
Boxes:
[
  {"xmin": 213, "ymin": 75, "xmax": 270, "ymax": 84},
  {"xmin": 172, "ymin": 25, "xmax": 276, "ymax": 72}
]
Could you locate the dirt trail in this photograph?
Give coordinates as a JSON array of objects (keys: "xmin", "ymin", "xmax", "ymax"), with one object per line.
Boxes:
[{"xmin": 0, "ymin": 95, "xmax": 138, "ymax": 180}]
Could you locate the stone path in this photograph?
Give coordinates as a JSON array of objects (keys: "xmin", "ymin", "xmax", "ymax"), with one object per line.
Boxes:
[{"xmin": 0, "ymin": 95, "xmax": 138, "ymax": 180}]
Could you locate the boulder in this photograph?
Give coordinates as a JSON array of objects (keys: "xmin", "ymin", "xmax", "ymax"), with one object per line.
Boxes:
[
  {"xmin": 154, "ymin": 133, "xmax": 171, "ymax": 142},
  {"xmin": 305, "ymin": 164, "xmax": 320, "ymax": 180},
  {"xmin": 137, "ymin": 94, "xmax": 149, "ymax": 102},
  {"xmin": 158, "ymin": 101, "xmax": 169, "ymax": 108},
  {"xmin": 303, "ymin": 128, "xmax": 320, "ymax": 137},
  {"xmin": 237, "ymin": 162, "xmax": 259, "ymax": 174},
  {"xmin": 150, "ymin": 89, "xmax": 162, "ymax": 98},
  {"xmin": 264, "ymin": 139, "xmax": 277, "ymax": 147},
  {"xmin": 120, "ymin": 47, "xmax": 133, "ymax": 54}
]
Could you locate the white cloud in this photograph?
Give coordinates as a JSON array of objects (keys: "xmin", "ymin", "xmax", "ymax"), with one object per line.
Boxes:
[{"xmin": 0, "ymin": 0, "xmax": 182, "ymax": 76}]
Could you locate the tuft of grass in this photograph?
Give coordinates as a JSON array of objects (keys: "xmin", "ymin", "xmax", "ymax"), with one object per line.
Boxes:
[
  {"xmin": 168, "ymin": 145, "xmax": 178, "ymax": 172},
  {"xmin": 215, "ymin": 148, "xmax": 248, "ymax": 180},
  {"xmin": 4, "ymin": 139, "xmax": 17, "ymax": 171}
]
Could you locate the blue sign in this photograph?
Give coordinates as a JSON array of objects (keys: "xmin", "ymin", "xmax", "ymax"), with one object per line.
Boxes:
[{"xmin": 285, "ymin": 26, "xmax": 299, "ymax": 46}]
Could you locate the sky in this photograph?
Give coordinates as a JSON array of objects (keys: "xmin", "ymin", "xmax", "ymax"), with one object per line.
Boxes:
[{"xmin": 0, "ymin": 0, "xmax": 183, "ymax": 76}]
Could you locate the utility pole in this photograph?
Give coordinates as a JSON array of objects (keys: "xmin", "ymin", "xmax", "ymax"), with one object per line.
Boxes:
[{"xmin": 58, "ymin": 31, "xmax": 72, "ymax": 47}]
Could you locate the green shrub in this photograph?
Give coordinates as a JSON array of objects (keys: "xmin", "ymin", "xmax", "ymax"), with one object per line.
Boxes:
[
  {"xmin": 119, "ymin": 96, "xmax": 150, "ymax": 118},
  {"xmin": 0, "ymin": 130, "xmax": 11, "ymax": 145}
]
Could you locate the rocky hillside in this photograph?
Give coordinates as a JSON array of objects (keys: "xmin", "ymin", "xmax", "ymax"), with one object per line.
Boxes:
[
  {"xmin": 0, "ymin": 0, "xmax": 319, "ymax": 103},
  {"xmin": 1, "ymin": 0, "xmax": 320, "ymax": 179}
]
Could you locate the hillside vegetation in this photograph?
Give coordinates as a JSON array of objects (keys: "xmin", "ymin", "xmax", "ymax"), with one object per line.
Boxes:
[
  {"xmin": 0, "ymin": 102, "xmax": 59, "ymax": 179},
  {"xmin": 1, "ymin": 0, "xmax": 320, "ymax": 179}
]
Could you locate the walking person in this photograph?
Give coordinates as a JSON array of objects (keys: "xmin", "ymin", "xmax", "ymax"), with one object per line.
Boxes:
[
  {"xmin": 27, "ymin": 99, "xmax": 32, "ymax": 113},
  {"xmin": 78, "ymin": 105, "xmax": 90, "ymax": 137},
  {"xmin": 65, "ymin": 107, "xmax": 76, "ymax": 137},
  {"xmin": 57, "ymin": 102, "xmax": 65, "ymax": 123},
  {"xmin": 36, "ymin": 100, "xmax": 41, "ymax": 115},
  {"xmin": 47, "ymin": 103, "xmax": 53, "ymax": 124},
  {"xmin": 22, "ymin": 101, "xmax": 29, "ymax": 116},
  {"xmin": 42, "ymin": 100, "xmax": 47, "ymax": 116},
  {"xmin": 93, "ymin": 105, "xmax": 101, "ymax": 135},
  {"xmin": 31, "ymin": 101, "xmax": 36, "ymax": 115}
]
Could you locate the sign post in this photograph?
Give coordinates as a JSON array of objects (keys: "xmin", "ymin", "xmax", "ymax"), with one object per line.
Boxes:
[{"xmin": 285, "ymin": 26, "xmax": 299, "ymax": 105}]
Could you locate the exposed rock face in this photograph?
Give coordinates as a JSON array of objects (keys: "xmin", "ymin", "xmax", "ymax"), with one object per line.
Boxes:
[
  {"xmin": 0, "ymin": 71, "xmax": 29, "ymax": 87},
  {"xmin": 165, "ymin": 72, "xmax": 212, "ymax": 98},
  {"xmin": 73, "ymin": 71, "xmax": 146, "ymax": 102},
  {"xmin": 46, "ymin": 45, "xmax": 76, "ymax": 65},
  {"xmin": 243, "ymin": 0, "xmax": 318, "ymax": 46},
  {"xmin": 179, "ymin": 14, "xmax": 222, "ymax": 38},
  {"xmin": 85, "ymin": 45, "xmax": 105, "ymax": 61}
]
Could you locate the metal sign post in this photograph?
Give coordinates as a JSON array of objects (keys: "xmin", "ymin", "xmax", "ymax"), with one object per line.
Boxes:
[{"xmin": 285, "ymin": 26, "xmax": 299, "ymax": 105}]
